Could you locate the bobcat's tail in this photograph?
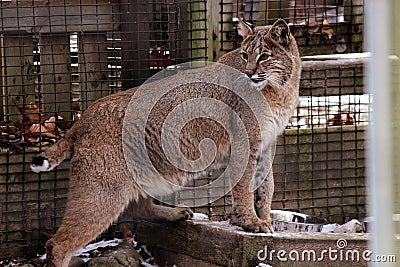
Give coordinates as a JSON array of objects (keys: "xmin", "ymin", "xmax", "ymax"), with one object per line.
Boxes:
[{"xmin": 30, "ymin": 138, "xmax": 72, "ymax": 173}]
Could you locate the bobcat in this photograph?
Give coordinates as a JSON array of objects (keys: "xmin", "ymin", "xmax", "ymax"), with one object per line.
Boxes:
[{"xmin": 30, "ymin": 19, "xmax": 301, "ymax": 267}]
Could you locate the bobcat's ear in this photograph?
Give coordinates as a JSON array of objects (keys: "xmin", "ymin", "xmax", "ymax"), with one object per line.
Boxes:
[
  {"xmin": 268, "ymin": 19, "xmax": 290, "ymax": 46},
  {"xmin": 237, "ymin": 19, "xmax": 254, "ymax": 38}
]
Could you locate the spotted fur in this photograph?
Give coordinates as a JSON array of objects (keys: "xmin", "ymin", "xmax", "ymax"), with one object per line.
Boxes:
[{"xmin": 31, "ymin": 19, "xmax": 301, "ymax": 267}]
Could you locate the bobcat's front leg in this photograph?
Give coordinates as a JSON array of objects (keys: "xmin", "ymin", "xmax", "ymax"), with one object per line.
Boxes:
[
  {"xmin": 231, "ymin": 156, "xmax": 273, "ymax": 233},
  {"xmin": 254, "ymin": 144, "xmax": 275, "ymax": 230},
  {"xmin": 255, "ymin": 168, "xmax": 274, "ymax": 228}
]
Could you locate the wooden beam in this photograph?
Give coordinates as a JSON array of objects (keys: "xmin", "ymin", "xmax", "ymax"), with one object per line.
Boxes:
[
  {"xmin": 78, "ymin": 33, "xmax": 110, "ymax": 110},
  {"xmin": 169, "ymin": 0, "xmax": 189, "ymax": 64},
  {"xmin": 344, "ymin": 0, "xmax": 364, "ymax": 53},
  {"xmin": 136, "ymin": 220, "xmax": 369, "ymax": 267},
  {"xmin": 189, "ymin": 1, "xmax": 207, "ymax": 61},
  {"xmin": 0, "ymin": 1, "xmax": 119, "ymax": 34},
  {"xmin": 1, "ymin": 35, "xmax": 35, "ymax": 123},
  {"xmin": 39, "ymin": 34, "xmax": 71, "ymax": 120},
  {"xmin": 206, "ymin": 0, "xmax": 221, "ymax": 62},
  {"xmin": 300, "ymin": 57, "xmax": 365, "ymax": 96},
  {"xmin": 120, "ymin": 0, "xmax": 150, "ymax": 88}
]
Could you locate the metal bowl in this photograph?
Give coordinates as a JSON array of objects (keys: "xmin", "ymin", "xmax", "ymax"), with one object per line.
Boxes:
[{"xmin": 270, "ymin": 210, "xmax": 327, "ymax": 233}]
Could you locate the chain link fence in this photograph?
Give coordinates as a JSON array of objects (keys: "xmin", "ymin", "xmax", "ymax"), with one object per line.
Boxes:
[{"xmin": 0, "ymin": 0, "xmax": 367, "ymax": 258}]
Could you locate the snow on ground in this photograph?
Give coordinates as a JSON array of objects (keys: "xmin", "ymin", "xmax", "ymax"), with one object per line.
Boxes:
[
  {"xmin": 73, "ymin": 238, "xmax": 122, "ymax": 256},
  {"xmin": 192, "ymin": 219, "xmax": 279, "ymax": 237},
  {"xmin": 32, "ymin": 212, "xmax": 365, "ymax": 266},
  {"xmin": 69, "ymin": 238, "xmax": 167, "ymax": 266},
  {"xmin": 141, "ymin": 262, "xmax": 160, "ymax": 267},
  {"xmin": 289, "ymin": 94, "xmax": 370, "ymax": 128},
  {"xmin": 192, "ymin": 212, "xmax": 209, "ymax": 220},
  {"xmin": 321, "ymin": 223, "xmax": 340, "ymax": 233},
  {"xmin": 72, "ymin": 238, "xmax": 123, "ymax": 262}
]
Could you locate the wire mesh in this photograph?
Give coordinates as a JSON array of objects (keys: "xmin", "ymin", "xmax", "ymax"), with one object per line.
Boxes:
[
  {"xmin": 0, "ymin": 0, "xmax": 208, "ymax": 257},
  {"xmin": 171, "ymin": 54, "xmax": 368, "ymax": 224},
  {"xmin": 219, "ymin": 0, "xmax": 364, "ymax": 57},
  {"xmin": 0, "ymin": 0, "xmax": 367, "ymax": 258},
  {"xmin": 274, "ymin": 55, "xmax": 368, "ymax": 223}
]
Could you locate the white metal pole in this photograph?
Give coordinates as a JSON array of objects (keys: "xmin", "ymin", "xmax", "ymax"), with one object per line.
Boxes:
[{"xmin": 365, "ymin": 0, "xmax": 396, "ymax": 265}]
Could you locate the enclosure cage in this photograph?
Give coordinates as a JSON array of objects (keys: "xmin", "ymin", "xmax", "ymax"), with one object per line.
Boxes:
[{"xmin": 0, "ymin": 0, "xmax": 367, "ymax": 259}]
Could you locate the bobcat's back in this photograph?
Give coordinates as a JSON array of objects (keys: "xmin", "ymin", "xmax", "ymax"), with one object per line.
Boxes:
[{"xmin": 31, "ymin": 19, "xmax": 302, "ymax": 181}]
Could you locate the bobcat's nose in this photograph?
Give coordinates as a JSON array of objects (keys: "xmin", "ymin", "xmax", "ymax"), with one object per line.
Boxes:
[{"xmin": 244, "ymin": 69, "xmax": 255, "ymax": 77}]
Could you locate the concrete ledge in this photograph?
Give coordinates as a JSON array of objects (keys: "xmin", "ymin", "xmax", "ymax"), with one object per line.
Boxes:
[{"xmin": 135, "ymin": 219, "xmax": 369, "ymax": 267}]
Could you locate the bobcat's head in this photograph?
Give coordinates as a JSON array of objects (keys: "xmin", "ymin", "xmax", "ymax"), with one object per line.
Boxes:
[{"xmin": 238, "ymin": 19, "xmax": 300, "ymax": 91}]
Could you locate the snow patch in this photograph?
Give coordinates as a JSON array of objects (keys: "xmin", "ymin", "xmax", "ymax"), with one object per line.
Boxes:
[
  {"xmin": 321, "ymin": 223, "xmax": 340, "ymax": 233},
  {"xmin": 193, "ymin": 220, "xmax": 279, "ymax": 237},
  {"xmin": 73, "ymin": 238, "xmax": 122, "ymax": 256},
  {"xmin": 141, "ymin": 262, "xmax": 160, "ymax": 267},
  {"xmin": 334, "ymin": 219, "xmax": 363, "ymax": 233},
  {"xmin": 192, "ymin": 212, "xmax": 209, "ymax": 220},
  {"xmin": 73, "ymin": 238, "xmax": 123, "ymax": 262}
]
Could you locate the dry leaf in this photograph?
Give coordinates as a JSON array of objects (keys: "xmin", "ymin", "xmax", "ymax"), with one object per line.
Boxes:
[
  {"xmin": 27, "ymin": 136, "xmax": 39, "ymax": 143},
  {"xmin": 306, "ymin": 20, "xmax": 335, "ymax": 39},
  {"xmin": 122, "ymin": 226, "xmax": 134, "ymax": 242},
  {"xmin": 29, "ymin": 123, "xmax": 41, "ymax": 136},
  {"xmin": 29, "ymin": 123, "xmax": 58, "ymax": 140},
  {"xmin": 321, "ymin": 25, "xmax": 334, "ymax": 39},
  {"xmin": 56, "ymin": 115, "xmax": 71, "ymax": 131},
  {"xmin": 44, "ymin": 117, "xmax": 57, "ymax": 132},
  {"xmin": 150, "ymin": 45, "xmax": 171, "ymax": 68},
  {"xmin": 304, "ymin": 21, "xmax": 319, "ymax": 35}
]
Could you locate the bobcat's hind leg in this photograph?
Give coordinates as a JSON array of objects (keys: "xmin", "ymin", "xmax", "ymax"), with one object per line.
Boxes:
[
  {"xmin": 45, "ymin": 174, "xmax": 136, "ymax": 267},
  {"xmin": 132, "ymin": 197, "xmax": 193, "ymax": 223}
]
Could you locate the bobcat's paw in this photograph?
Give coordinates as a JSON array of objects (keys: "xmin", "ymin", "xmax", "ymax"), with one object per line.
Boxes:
[
  {"xmin": 174, "ymin": 206, "xmax": 194, "ymax": 222},
  {"xmin": 254, "ymin": 219, "xmax": 274, "ymax": 233},
  {"xmin": 233, "ymin": 216, "xmax": 274, "ymax": 233},
  {"xmin": 31, "ymin": 156, "xmax": 51, "ymax": 173}
]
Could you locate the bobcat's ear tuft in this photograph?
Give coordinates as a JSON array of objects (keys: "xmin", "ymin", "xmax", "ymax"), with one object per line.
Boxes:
[
  {"xmin": 268, "ymin": 19, "xmax": 291, "ymax": 46},
  {"xmin": 237, "ymin": 19, "xmax": 254, "ymax": 38}
]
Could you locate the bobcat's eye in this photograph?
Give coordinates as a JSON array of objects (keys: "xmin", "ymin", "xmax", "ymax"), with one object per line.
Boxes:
[
  {"xmin": 258, "ymin": 53, "xmax": 270, "ymax": 62},
  {"xmin": 240, "ymin": 52, "xmax": 248, "ymax": 61}
]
